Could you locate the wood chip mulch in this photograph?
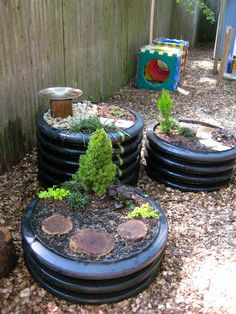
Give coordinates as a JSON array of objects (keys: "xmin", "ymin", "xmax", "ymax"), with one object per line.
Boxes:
[{"xmin": 0, "ymin": 45, "xmax": 236, "ymax": 314}]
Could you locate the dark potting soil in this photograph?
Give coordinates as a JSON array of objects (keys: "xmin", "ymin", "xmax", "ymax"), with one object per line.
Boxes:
[
  {"xmin": 31, "ymin": 187, "xmax": 159, "ymax": 263},
  {"xmin": 155, "ymin": 129, "xmax": 213, "ymax": 152},
  {"xmin": 155, "ymin": 125, "xmax": 236, "ymax": 153}
]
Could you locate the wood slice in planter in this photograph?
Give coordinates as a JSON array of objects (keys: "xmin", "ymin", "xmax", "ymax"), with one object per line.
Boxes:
[
  {"xmin": 0, "ymin": 227, "xmax": 16, "ymax": 278},
  {"xmin": 117, "ymin": 220, "xmax": 147, "ymax": 242},
  {"xmin": 42, "ymin": 215, "xmax": 73, "ymax": 236},
  {"xmin": 69, "ymin": 229, "xmax": 115, "ymax": 257}
]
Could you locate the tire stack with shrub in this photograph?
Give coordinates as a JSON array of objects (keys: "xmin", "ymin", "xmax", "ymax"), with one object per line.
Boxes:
[
  {"xmin": 21, "ymin": 187, "xmax": 168, "ymax": 304},
  {"xmin": 36, "ymin": 109, "xmax": 144, "ymax": 187},
  {"xmin": 145, "ymin": 122, "xmax": 236, "ymax": 192}
]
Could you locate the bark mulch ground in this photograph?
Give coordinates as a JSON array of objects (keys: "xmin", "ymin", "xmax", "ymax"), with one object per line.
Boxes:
[{"xmin": 0, "ymin": 46, "xmax": 236, "ymax": 314}]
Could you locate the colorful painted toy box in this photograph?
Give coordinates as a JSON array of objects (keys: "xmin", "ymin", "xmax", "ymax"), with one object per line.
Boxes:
[
  {"xmin": 135, "ymin": 44, "xmax": 182, "ymax": 91},
  {"xmin": 153, "ymin": 37, "xmax": 189, "ymax": 73}
]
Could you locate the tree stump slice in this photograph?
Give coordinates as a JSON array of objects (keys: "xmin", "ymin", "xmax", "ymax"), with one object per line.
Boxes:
[
  {"xmin": 42, "ymin": 215, "xmax": 73, "ymax": 236},
  {"xmin": 117, "ymin": 220, "xmax": 147, "ymax": 242},
  {"xmin": 0, "ymin": 227, "xmax": 17, "ymax": 278},
  {"xmin": 69, "ymin": 229, "xmax": 115, "ymax": 258}
]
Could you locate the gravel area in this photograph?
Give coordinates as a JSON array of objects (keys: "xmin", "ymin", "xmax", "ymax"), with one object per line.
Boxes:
[{"xmin": 0, "ymin": 46, "xmax": 236, "ymax": 314}]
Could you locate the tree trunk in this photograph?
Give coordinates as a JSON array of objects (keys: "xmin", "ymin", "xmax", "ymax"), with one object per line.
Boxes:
[{"xmin": 0, "ymin": 227, "xmax": 17, "ymax": 278}]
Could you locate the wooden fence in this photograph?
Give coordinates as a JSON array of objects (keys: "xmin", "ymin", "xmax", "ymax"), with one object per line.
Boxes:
[{"xmin": 0, "ymin": 0, "xmax": 217, "ymax": 173}]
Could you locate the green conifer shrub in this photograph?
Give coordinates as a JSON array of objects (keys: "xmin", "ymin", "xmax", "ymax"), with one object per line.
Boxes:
[
  {"xmin": 157, "ymin": 90, "xmax": 192, "ymax": 137},
  {"xmin": 76, "ymin": 129, "xmax": 116, "ymax": 196},
  {"xmin": 157, "ymin": 90, "xmax": 176, "ymax": 135}
]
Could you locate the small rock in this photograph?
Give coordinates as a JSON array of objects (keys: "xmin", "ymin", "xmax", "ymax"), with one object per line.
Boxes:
[
  {"xmin": 115, "ymin": 119, "xmax": 134, "ymax": 129},
  {"xmin": 20, "ymin": 287, "xmax": 31, "ymax": 298},
  {"xmin": 114, "ymin": 202, "xmax": 124, "ymax": 210},
  {"xmin": 59, "ymin": 123, "xmax": 67, "ymax": 129},
  {"xmin": 100, "ymin": 117, "xmax": 115, "ymax": 125},
  {"xmin": 47, "ymin": 120, "xmax": 54, "ymax": 125},
  {"xmin": 196, "ymin": 126, "xmax": 215, "ymax": 139}
]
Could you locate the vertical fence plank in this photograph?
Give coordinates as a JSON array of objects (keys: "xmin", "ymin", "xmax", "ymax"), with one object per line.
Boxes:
[{"xmin": 0, "ymin": 0, "xmax": 65, "ymax": 172}]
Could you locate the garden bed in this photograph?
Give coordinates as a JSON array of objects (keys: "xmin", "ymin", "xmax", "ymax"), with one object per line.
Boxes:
[
  {"xmin": 146, "ymin": 120, "xmax": 236, "ymax": 192},
  {"xmin": 43, "ymin": 102, "xmax": 135, "ymax": 130},
  {"xmin": 22, "ymin": 185, "xmax": 168, "ymax": 304},
  {"xmin": 155, "ymin": 121, "xmax": 236, "ymax": 152},
  {"xmin": 37, "ymin": 105, "xmax": 144, "ymax": 187},
  {"xmin": 1, "ymin": 47, "xmax": 236, "ymax": 313},
  {"xmin": 30, "ymin": 185, "xmax": 160, "ymax": 263}
]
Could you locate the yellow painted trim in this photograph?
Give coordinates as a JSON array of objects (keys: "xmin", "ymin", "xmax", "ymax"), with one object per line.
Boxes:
[
  {"xmin": 117, "ymin": 168, "xmax": 122, "ymax": 177},
  {"xmin": 117, "ymin": 131, "xmax": 126, "ymax": 142},
  {"xmin": 117, "ymin": 155, "xmax": 123, "ymax": 166},
  {"xmin": 117, "ymin": 143, "xmax": 125, "ymax": 154}
]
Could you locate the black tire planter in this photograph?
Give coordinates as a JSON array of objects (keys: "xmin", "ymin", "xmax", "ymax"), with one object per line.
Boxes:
[
  {"xmin": 145, "ymin": 121, "xmax": 236, "ymax": 192},
  {"xmin": 21, "ymin": 186, "xmax": 168, "ymax": 304},
  {"xmin": 36, "ymin": 109, "xmax": 144, "ymax": 187},
  {"xmin": 37, "ymin": 155, "xmax": 140, "ymax": 183},
  {"xmin": 37, "ymin": 140, "xmax": 142, "ymax": 170},
  {"xmin": 38, "ymin": 167, "xmax": 140, "ymax": 188}
]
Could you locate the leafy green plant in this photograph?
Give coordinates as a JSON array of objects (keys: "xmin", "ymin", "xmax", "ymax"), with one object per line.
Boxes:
[
  {"xmin": 69, "ymin": 115, "xmax": 116, "ymax": 133},
  {"xmin": 67, "ymin": 191, "xmax": 89, "ymax": 211},
  {"xmin": 157, "ymin": 90, "xmax": 176, "ymax": 135},
  {"xmin": 108, "ymin": 185, "xmax": 135, "ymax": 209},
  {"xmin": 61, "ymin": 180, "xmax": 90, "ymax": 210},
  {"xmin": 76, "ymin": 129, "xmax": 116, "ymax": 196},
  {"xmin": 115, "ymin": 195, "xmax": 135, "ymax": 209},
  {"xmin": 176, "ymin": 0, "xmax": 215, "ymax": 24},
  {"xmin": 111, "ymin": 106, "xmax": 125, "ymax": 118},
  {"xmin": 62, "ymin": 180, "xmax": 82, "ymax": 193},
  {"xmin": 125, "ymin": 203, "xmax": 159, "ymax": 219},
  {"xmin": 38, "ymin": 187, "xmax": 70, "ymax": 201},
  {"xmin": 177, "ymin": 126, "xmax": 193, "ymax": 137}
]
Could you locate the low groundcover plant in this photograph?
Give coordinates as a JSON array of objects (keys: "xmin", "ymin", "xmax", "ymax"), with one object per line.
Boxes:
[
  {"xmin": 38, "ymin": 187, "xmax": 70, "ymax": 201},
  {"xmin": 126, "ymin": 203, "xmax": 159, "ymax": 219}
]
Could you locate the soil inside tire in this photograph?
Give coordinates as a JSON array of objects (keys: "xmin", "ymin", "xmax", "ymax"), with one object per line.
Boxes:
[
  {"xmin": 31, "ymin": 185, "xmax": 160, "ymax": 263},
  {"xmin": 155, "ymin": 122, "xmax": 236, "ymax": 152}
]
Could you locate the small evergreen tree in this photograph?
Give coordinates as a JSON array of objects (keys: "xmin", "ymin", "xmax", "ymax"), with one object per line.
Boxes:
[
  {"xmin": 157, "ymin": 90, "xmax": 192, "ymax": 137},
  {"xmin": 77, "ymin": 129, "xmax": 116, "ymax": 196},
  {"xmin": 157, "ymin": 90, "xmax": 175, "ymax": 135}
]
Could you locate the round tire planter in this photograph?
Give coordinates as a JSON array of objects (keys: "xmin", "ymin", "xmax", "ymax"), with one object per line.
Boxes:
[
  {"xmin": 145, "ymin": 121, "xmax": 236, "ymax": 192},
  {"xmin": 36, "ymin": 108, "xmax": 144, "ymax": 187},
  {"xmin": 21, "ymin": 186, "xmax": 168, "ymax": 305}
]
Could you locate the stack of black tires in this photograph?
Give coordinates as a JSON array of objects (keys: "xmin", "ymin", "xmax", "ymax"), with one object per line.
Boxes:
[
  {"xmin": 21, "ymin": 188, "xmax": 168, "ymax": 304},
  {"xmin": 36, "ymin": 109, "xmax": 144, "ymax": 187},
  {"xmin": 145, "ymin": 122, "xmax": 236, "ymax": 192}
]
